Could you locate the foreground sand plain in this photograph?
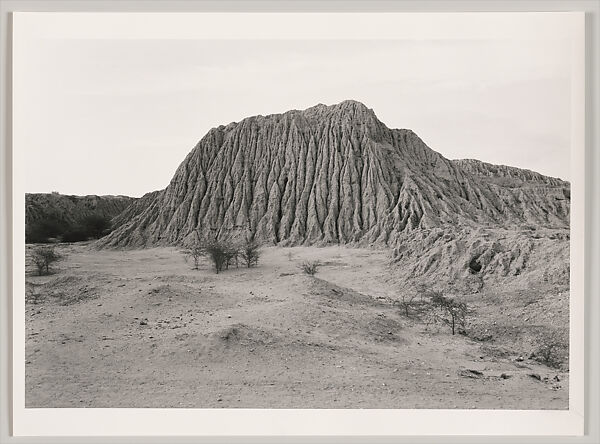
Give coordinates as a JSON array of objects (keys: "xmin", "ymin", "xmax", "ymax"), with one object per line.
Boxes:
[{"xmin": 25, "ymin": 243, "xmax": 568, "ymax": 409}]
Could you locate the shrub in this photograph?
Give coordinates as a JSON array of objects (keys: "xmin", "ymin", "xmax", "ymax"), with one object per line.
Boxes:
[
  {"xmin": 26, "ymin": 213, "xmax": 113, "ymax": 244},
  {"xmin": 26, "ymin": 216, "xmax": 65, "ymax": 243},
  {"xmin": 63, "ymin": 214, "xmax": 112, "ymax": 242},
  {"xmin": 183, "ymin": 243, "xmax": 205, "ymax": 270},
  {"xmin": 80, "ymin": 214, "xmax": 112, "ymax": 239},
  {"xmin": 25, "ymin": 281, "xmax": 44, "ymax": 304},
  {"xmin": 31, "ymin": 246, "xmax": 62, "ymax": 276},
  {"xmin": 532, "ymin": 330, "xmax": 568, "ymax": 369},
  {"xmin": 240, "ymin": 240, "xmax": 261, "ymax": 268},
  {"xmin": 223, "ymin": 243, "xmax": 240, "ymax": 270},
  {"xmin": 399, "ymin": 292, "xmax": 418, "ymax": 317},
  {"xmin": 427, "ymin": 291, "xmax": 468, "ymax": 335},
  {"xmin": 203, "ymin": 238, "xmax": 231, "ymax": 274},
  {"xmin": 300, "ymin": 260, "xmax": 320, "ymax": 276},
  {"xmin": 186, "ymin": 232, "xmax": 259, "ymax": 274}
]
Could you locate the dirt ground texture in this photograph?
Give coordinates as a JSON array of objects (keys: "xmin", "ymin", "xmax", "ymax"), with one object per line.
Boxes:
[{"xmin": 25, "ymin": 243, "xmax": 568, "ymax": 409}]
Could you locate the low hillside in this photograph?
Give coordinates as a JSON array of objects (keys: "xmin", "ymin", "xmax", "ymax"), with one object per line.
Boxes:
[{"xmin": 26, "ymin": 193, "xmax": 135, "ymax": 243}]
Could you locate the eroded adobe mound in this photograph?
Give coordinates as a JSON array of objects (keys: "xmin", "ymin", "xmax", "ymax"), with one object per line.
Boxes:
[{"xmin": 97, "ymin": 100, "xmax": 569, "ymax": 248}]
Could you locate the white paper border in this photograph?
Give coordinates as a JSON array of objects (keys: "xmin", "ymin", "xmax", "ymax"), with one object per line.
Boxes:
[{"xmin": 10, "ymin": 11, "xmax": 586, "ymax": 437}]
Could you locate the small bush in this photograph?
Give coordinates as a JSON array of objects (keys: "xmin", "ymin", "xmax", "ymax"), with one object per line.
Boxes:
[
  {"xmin": 300, "ymin": 261, "xmax": 320, "ymax": 276},
  {"xmin": 240, "ymin": 240, "xmax": 261, "ymax": 268},
  {"xmin": 427, "ymin": 291, "xmax": 468, "ymax": 335},
  {"xmin": 398, "ymin": 293, "xmax": 418, "ymax": 317},
  {"xmin": 183, "ymin": 243, "xmax": 205, "ymax": 270},
  {"xmin": 26, "ymin": 281, "xmax": 44, "ymax": 304},
  {"xmin": 185, "ymin": 232, "xmax": 261, "ymax": 274},
  {"xmin": 532, "ymin": 331, "xmax": 568, "ymax": 369},
  {"xmin": 31, "ymin": 246, "xmax": 62, "ymax": 276},
  {"xmin": 202, "ymin": 238, "xmax": 233, "ymax": 274},
  {"xmin": 223, "ymin": 243, "xmax": 240, "ymax": 270}
]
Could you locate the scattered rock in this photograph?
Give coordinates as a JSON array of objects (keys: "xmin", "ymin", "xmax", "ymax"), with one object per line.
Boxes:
[
  {"xmin": 458, "ymin": 369, "xmax": 484, "ymax": 378},
  {"xmin": 528, "ymin": 373, "xmax": 542, "ymax": 381}
]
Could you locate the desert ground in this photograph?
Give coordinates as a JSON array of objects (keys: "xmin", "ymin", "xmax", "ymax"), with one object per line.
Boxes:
[{"xmin": 25, "ymin": 243, "xmax": 568, "ymax": 409}]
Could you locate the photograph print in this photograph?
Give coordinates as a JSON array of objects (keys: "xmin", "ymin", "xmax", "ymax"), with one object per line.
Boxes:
[{"xmin": 17, "ymin": 12, "xmax": 575, "ymax": 410}]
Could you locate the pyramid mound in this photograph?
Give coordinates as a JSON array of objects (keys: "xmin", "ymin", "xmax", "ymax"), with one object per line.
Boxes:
[{"xmin": 98, "ymin": 100, "xmax": 569, "ymax": 248}]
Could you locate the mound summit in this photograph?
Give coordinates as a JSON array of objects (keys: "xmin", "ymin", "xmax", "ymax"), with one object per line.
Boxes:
[{"xmin": 99, "ymin": 100, "xmax": 569, "ymax": 248}]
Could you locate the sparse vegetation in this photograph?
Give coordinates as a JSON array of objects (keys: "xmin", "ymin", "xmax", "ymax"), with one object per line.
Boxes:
[
  {"xmin": 26, "ymin": 281, "xmax": 44, "ymax": 304},
  {"xmin": 183, "ymin": 243, "xmax": 205, "ymax": 270},
  {"xmin": 204, "ymin": 239, "xmax": 231, "ymax": 274},
  {"xmin": 27, "ymin": 214, "xmax": 113, "ymax": 243},
  {"xmin": 31, "ymin": 246, "xmax": 62, "ymax": 276},
  {"xmin": 398, "ymin": 292, "xmax": 418, "ymax": 317},
  {"xmin": 81, "ymin": 214, "xmax": 112, "ymax": 239},
  {"xmin": 240, "ymin": 240, "xmax": 261, "ymax": 268},
  {"xmin": 427, "ymin": 291, "xmax": 468, "ymax": 335},
  {"xmin": 532, "ymin": 330, "xmax": 568, "ymax": 369},
  {"xmin": 24, "ymin": 243, "xmax": 569, "ymax": 409},
  {"xmin": 26, "ymin": 216, "xmax": 64, "ymax": 243},
  {"xmin": 224, "ymin": 243, "xmax": 240, "ymax": 270},
  {"xmin": 184, "ymin": 234, "xmax": 260, "ymax": 273},
  {"xmin": 300, "ymin": 260, "xmax": 320, "ymax": 276}
]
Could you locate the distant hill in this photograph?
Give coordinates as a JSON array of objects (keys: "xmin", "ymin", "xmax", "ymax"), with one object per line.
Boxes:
[{"xmin": 26, "ymin": 193, "xmax": 136, "ymax": 243}]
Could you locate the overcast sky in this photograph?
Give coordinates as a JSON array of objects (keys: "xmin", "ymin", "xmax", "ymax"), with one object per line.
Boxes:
[{"xmin": 16, "ymin": 14, "xmax": 573, "ymax": 197}]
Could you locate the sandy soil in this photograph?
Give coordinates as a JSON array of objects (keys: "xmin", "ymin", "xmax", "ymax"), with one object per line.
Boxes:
[{"xmin": 25, "ymin": 243, "xmax": 568, "ymax": 409}]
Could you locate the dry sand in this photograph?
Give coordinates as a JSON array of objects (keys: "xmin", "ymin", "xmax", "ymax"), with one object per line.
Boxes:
[{"xmin": 25, "ymin": 243, "xmax": 568, "ymax": 409}]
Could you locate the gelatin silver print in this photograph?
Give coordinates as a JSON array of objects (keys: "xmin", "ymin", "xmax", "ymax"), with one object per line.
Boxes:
[{"xmin": 20, "ymin": 13, "xmax": 572, "ymax": 411}]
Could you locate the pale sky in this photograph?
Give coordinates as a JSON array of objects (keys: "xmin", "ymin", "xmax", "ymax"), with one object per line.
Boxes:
[{"xmin": 15, "ymin": 13, "xmax": 574, "ymax": 197}]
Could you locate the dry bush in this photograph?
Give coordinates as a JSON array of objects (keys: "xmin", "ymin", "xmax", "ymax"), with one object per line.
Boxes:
[
  {"xmin": 398, "ymin": 293, "xmax": 418, "ymax": 317},
  {"xmin": 203, "ymin": 239, "xmax": 231, "ymax": 274},
  {"xmin": 223, "ymin": 243, "xmax": 240, "ymax": 270},
  {"xmin": 532, "ymin": 330, "xmax": 568, "ymax": 369},
  {"xmin": 300, "ymin": 261, "xmax": 320, "ymax": 276},
  {"xmin": 26, "ymin": 281, "xmax": 44, "ymax": 304},
  {"xmin": 240, "ymin": 240, "xmax": 261, "ymax": 268},
  {"xmin": 185, "ymin": 232, "xmax": 239, "ymax": 274},
  {"xmin": 426, "ymin": 291, "xmax": 469, "ymax": 335},
  {"xmin": 183, "ymin": 244, "xmax": 205, "ymax": 270},
  {"xmin": 31, "ymin": 246, "xmax": 62, "ymax": 276}
]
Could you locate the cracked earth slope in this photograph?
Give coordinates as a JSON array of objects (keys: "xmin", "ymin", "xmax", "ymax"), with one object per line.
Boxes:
[{"xmin": 98, "ymin": 100, "xmax": 569, "ymax": 248}]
